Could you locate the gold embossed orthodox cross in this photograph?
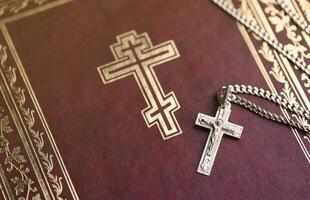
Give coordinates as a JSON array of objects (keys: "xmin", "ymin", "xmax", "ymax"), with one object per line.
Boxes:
[
  {"xmin": 98, "ymin": 30, "xmax": 181, "ymax": 140},
  {"xmin": 195, "ymin": 89, "xmax": 243, "ymax": 176}
]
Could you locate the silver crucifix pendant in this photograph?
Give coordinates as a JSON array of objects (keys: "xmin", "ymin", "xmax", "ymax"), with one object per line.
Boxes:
[{"xmin": 195, "ymin": 89, "xmax": 243, "ymax": 176}]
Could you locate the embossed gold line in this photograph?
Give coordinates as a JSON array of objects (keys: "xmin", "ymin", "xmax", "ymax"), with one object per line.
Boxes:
[
  {"xmin": 249, "ymin": 0, "xmax": 310, "ymax": 160},
  {"xmin": 246, "ymin": 0, "xmax": 274, "ymax": 35},
  {"xmin": 275, "ymin": 55, "xmax": 310, "ymax": 159},
  {"xmin": 0, "ymin": 0, "xmax": 77, "ymax": 198},
  {"xmin": 0, "ymin": 165, "xmax": 14, "ymax": 200},
  {"xmin": 291, "ymin": 1, "xmax": 310, "ymax": 49},
  {"xmin": 236, "ymin": 9, "xmax": 307, "ymax": 160},
  {"xmin": 237, "ymin": 25, "xmax": 276, "ymax": 96},
  {"xmin": 272, "ymin": 51, "xmax": 309, "ymax": 109},
  {"xmin": 248, "ymin": 0, "xmax": 310, "ymax": 117},
  {"xmin": 276, "ymin": 64, "xmax": 310, "ymax": 159},
  {"xmin": 256, "ymin": 0, "xmax": 310, "ymax": 119},
  {"xmin": 1, "ymin": 25, "xmax": 79, "ymax": 199},
  {"xmin": 245, "ymin": 0, "xmax": 310, "ymax": 158},
  {"xmin": 0, "ymin": 188, "xmax": 8, "ymax": 200},
  {"xmin": 0, "ymin": 0, "xmax": 74, "ymax": 24},
  {"xmin": 0, "ymin": 38, "xmax": 53, "ymax": 200},
  {"xmin": 238, "ymin": 0, "xmax": 310, "ymax": 161},
  {"xmin": 248, "ymin": 0, "xmax": 310, "ymax": 159},
  {"xmin": 303, "ymin": 32, "xmax": 310, "ymax": 48},
  {"xmin": 238, "ymin": 23, "xmax": 310, "ymax": 163},
  {"xmin": 291, "ymin": 0, "xmax": 305, "ymax": 20}
]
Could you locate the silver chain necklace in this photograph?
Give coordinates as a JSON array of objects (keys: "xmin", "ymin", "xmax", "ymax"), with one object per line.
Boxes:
[
  {"xmin": 219, "ymin": 85, "xmax": 310, "ymax": 133},
  {"xmin": 195, "ymin": 0, "xmax": 310, "ymax": 176},
  {"xmin": 211, "ymin": 0, "xmax": 310, "ymax": 75}
]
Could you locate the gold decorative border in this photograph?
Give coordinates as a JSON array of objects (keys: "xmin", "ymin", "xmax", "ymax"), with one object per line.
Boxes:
[
  {"xmin": 0, "ymin": 0, "xmax": 73, "ymax": 24},
  {"xmin": 0, "ymin": 0, "xmax": 308, "ymax": 199},
  {"xmin": 0, "ymin": 0, "xmax": 52, "ymax": 19},
  {"xmin": 0, "ymin": 41, "xmax": 62, "ymax": 199},
  {"xmin": 0, "ymin": 0, "xmax": 78, "ymax": 199},
  {"xmin": 0, "ymin": 107, "xmax": 39, "ymax": 199},
  {"xmin": 236, "ymin": 0, "xmax": 310, "ymax": 162}
]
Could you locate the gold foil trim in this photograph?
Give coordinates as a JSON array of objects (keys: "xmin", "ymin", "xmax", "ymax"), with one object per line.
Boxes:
[
  {"xmin": 0, "ymin": 0, "xmax": 78, "ymax": 199},
  {"xmin": 237, "ymin": 0, "xmax": 310, "ymax": 162}
]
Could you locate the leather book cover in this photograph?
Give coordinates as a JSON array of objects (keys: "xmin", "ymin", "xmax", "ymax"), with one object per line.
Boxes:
[{"xmin": 0, "ymin": 0, "xmax": 309, "ymax": 199}]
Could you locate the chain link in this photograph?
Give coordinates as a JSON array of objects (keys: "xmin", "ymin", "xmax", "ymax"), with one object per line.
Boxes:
[
  {"xmin": 210, "ymin": 0, "xmax": 310, "ymax": 76},
  {"xmin": 277, "ymin": 0, "xmax": 310, "ymax": 35},
  {"xmin": 222, "ymin": 85, "xmax": 310, "ymax": 133},
  {"xmin": 210, "ymin": 1, "xmax": 310, "ymax": 133}
]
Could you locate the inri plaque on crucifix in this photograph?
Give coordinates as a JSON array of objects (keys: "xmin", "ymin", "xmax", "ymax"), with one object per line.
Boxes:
[{"xmin": 195, "ymin": 90, "xmax": 243, "ymax": 176}]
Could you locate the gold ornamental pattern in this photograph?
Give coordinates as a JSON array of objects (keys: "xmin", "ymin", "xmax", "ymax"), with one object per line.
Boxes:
[
  {"xmin": 0, "ymin": 44, "xmax": 64, "ymax": 199},
  {"xmin": 298, "ymin": 0, "xmax": 310, "ymax": 22},
  {"xmin": 0, "ymin": 0, "xmax": 78, "ymax": 199},
  {"xmin": 0, "ymin": 0, "xmax": 52, "ymax": 18},
  {"xmin": 236, "ymin": 0, "xmax": 310, "ymax": 162},
  {"xmin": 0, "ymin": 107, "xmax": 41, "ymax": 200}
]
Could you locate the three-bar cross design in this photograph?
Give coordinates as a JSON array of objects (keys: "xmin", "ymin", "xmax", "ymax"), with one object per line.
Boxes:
[
  {"xmin": 195, "ymin": 103, "xmax": 243, "ymax": 176},
  {"xmin": 98, "ymin": 30, "xmax": 181, "ymax": 140}
]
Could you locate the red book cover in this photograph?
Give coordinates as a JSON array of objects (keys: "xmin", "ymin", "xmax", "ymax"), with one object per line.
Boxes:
[{"xmin": 0, "ymin": 0, "xmax": 309, "ymax": 199}]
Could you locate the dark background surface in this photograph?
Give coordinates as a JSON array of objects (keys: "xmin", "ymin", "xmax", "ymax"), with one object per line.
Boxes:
[{"xmin": 5, "ymin": 0, "xmax": 309, "ymax": 199}]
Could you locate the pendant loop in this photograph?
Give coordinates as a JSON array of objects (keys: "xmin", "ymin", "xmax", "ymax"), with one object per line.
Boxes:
[{"xmin": 217, "ymin": 87, "xmax": 232, "ymax": 105}]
